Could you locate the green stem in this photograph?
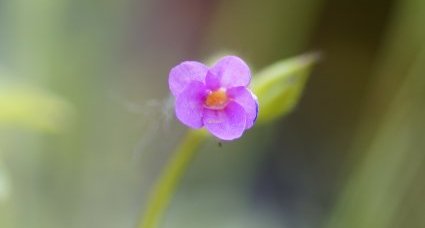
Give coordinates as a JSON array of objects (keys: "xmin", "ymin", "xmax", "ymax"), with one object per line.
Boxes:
[{"xmin": 138, "ymin": 130, "xmax": 207, "ymax": 228}]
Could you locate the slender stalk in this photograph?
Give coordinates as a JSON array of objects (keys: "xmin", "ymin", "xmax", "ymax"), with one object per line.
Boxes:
[{"xmin": 139, "ymin": 130, "xmax": 207, "ymax": 228}]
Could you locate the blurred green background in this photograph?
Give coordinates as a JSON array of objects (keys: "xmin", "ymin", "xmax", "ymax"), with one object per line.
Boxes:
[{"xmin": 0, "ymin": 0, "xmax": 424, "ymax": 227}]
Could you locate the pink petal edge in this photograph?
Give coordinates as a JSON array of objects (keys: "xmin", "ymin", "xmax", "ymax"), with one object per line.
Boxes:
[
  {"xmin": 203, "ymin": 101, "xmax": 247, "ymax": 140},
  {"xmin": 208, "ymin": 56, "xmax": 251, "ymax": 89},
  {"xmin": 175, "ymin": 81, "xmax": 207, "ymax": 128},
  {"xmin": 169, "ymin": 61, "xmax": 208, "ymax": 96}
]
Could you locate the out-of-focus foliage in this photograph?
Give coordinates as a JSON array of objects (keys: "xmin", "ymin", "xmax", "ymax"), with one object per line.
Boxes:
[
  {"xmin": 0, "ymin": 160, "xmax": 10, "ymax": 201},
  {"xmin": 0, "ymin": 0, "xmax": 424, "ymax": 227},
  {"xmin": 326, "ymin": 0, "xmax": 425, "ymax": 226},
  {"xmin": 0, "ymin": 83, "xmax": 73, "ymax": 132},
  {"xmin": 327, "ymin": 47, "xmax": 425, "ymax": 228},
  {"xmin": 0, "ymin": 79, "xmax": 73, "ymax": 226}
]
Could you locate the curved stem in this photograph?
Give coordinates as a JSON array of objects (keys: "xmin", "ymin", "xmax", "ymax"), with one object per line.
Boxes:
[{"xmin": 138, "ymin": 130, "xmax": 207, "ymax": 228}]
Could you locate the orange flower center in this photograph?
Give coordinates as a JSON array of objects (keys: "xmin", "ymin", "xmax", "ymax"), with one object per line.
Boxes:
[{"xmin": 205, "ymin": 88, "xmax": 228, "ymax": 109}]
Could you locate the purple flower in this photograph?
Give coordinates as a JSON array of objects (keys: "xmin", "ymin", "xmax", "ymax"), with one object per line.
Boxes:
[{"xmin": 169, "ymin": 56, "xmax": 258, "ymax": 140}]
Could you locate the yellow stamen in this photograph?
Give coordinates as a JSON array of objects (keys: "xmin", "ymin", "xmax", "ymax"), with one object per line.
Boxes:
[{"xmin": 205, "ymin": 88, "xmax": 228, "ymax": 109}]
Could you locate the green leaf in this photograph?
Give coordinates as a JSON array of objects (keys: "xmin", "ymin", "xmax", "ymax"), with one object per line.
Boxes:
[{"xmin": 252, "ymin": 53, "xmax": 320, "ymax": 123}]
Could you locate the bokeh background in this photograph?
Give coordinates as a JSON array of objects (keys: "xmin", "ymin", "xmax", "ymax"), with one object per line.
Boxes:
[{"xmin": 0, "ymin": 0, "xmax": 424, "ymax": 227}]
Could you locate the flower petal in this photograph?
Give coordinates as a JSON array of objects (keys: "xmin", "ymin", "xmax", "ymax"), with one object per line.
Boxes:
[
  {"xmin": 205, "ymin": 71, "xmax": 221, "ymax": 90},
  {"xmin": 169, "ymin": 61, "xmax": 208, "ymax": 96},
  {"xmin": 175, "ymin": 81, "xmax": 207, "ymax": 128},
  {"xmin": 203, "ymin": 101, "xmax": 247, "ymax": 140},
  {"xmin": 209, "ymin": 56, "xmax": 251, "ymax": 89},
  {"xmin": 228, "ymin": 87, "xmax": 258, "ymax": 129}
]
